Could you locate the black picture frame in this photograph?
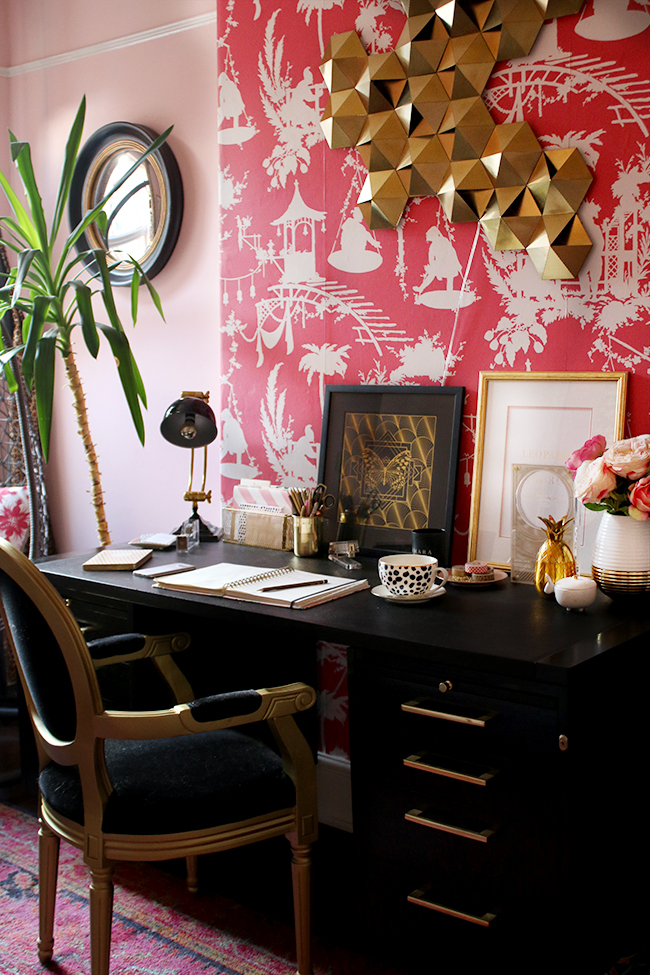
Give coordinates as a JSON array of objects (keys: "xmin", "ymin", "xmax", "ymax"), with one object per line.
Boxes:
[
  {"xmin": 68, "ymin": 122, "xmax": 184, "ymax": 286},
  {"xmin": 317, "ymin": 384, "xmax": 464, "ymax": 564}
]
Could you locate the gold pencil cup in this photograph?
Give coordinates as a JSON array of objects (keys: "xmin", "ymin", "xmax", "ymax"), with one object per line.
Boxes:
[{"xmin": 293, "ymin": 516, "xmax": 322, "ymax": 557}]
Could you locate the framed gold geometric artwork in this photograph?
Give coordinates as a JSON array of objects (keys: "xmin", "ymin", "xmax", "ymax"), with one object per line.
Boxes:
[{"xmin": 318, "ymin": 385, "xmax": 464, "ymax": 562}]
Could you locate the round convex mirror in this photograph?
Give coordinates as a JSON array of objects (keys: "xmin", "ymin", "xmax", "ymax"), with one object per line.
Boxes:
[{"xmin": 69, "ymin": 121, "xmax": 183, "ymax": 286}]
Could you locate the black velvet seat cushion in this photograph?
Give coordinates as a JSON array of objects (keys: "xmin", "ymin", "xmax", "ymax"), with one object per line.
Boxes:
[{"xmin": 39, "ymin": 728, "xmax": 295, "ymax": 835}]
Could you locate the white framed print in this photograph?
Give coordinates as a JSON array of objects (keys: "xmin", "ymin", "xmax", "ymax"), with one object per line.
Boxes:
[{"xmin": 468, "ymin": 371, "xmax": 628, "ymax": 572}]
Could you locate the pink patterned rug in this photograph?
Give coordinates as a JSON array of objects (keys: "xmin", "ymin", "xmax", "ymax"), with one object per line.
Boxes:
[{"xmin": 0, "ymin": 802, "xmax": 385, "ymax": 975}]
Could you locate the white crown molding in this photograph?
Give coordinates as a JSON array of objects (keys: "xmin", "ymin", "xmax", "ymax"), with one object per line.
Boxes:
[{"xmin": 0, "ymin": 12, "xmax": 216, "ymax": 78}]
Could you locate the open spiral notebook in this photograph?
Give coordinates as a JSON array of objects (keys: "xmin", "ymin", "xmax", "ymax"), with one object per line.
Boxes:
[{"xmin": 152, "ymin": 562, "xmax": 369, "ymax": 609}]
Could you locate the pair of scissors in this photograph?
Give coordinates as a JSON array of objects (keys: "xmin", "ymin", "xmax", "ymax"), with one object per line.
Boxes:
[{"xmin": 312, "ymin": 483, "xmax": 335, "ymax": 513}]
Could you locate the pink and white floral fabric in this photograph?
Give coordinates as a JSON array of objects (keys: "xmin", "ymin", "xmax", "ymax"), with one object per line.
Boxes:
[
  {"xmin": 316, "ymin": 641, "xmax": 350, "ymax": 759},
  {"xmin": 0, "ymin": 487, "xmax": 30, "ymax": 551}
]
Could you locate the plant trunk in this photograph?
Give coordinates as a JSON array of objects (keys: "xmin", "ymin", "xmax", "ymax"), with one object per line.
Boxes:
[{"xmin": 63, "ymin": 350, "xmax": 112, "ymax": 547}]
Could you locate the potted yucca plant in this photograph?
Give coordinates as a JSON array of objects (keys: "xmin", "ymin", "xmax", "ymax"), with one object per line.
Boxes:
[{"xmin": 0, "ymin": 97, "xmax": 170, "ymax": 546}]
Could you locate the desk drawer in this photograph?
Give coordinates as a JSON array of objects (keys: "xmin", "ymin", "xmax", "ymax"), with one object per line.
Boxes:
[
  {"xmin": 403, "ymin": 750, "xmax": 498, "ymax": 786},
  {"xmin": 349, "ymin": 655, "xmax": 566, "ymax": 937},
  {"xmin": 358, "ymin": 855, "xmax": 566, "ymax": 973},
  {"xmin": 354, "ymin": 671, "xmax": 560, "ymax": 772},
  {"xmin": 357, "ymin": 781, "xmax": 563, "ymax": 912},
  {"xmin": 65, "ymin": 594, "xmax": 134, "ymax": 636}
]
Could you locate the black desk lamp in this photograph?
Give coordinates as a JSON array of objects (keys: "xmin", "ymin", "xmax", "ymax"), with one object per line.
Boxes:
[{"xmin": 160, "ymin": 391, "xmax": 222, "ymax": 542}]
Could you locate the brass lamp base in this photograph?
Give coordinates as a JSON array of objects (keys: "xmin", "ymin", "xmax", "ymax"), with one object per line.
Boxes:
[{"xmin": 174, "ymin": 504, "xmax": 223, "ymax": 543}]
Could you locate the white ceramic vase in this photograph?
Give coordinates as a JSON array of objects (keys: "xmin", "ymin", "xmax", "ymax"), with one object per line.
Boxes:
[{"xmin": 591, "ymin": 512, "xmax": 650, "ymax": 595}]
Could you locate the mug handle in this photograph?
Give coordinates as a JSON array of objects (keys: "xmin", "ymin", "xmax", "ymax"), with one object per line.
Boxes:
[{"xmin": 434, "ymin": 567, "xmax": 448, "ymax": 587}]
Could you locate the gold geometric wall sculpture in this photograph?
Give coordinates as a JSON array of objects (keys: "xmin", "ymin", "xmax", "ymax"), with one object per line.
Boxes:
[{"xmin": 320, "ymin": 0, "xmax": 592, "ymax": 279}]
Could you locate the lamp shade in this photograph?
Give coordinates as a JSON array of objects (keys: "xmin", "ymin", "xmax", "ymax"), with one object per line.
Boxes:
[{"xmin": 160, "ymin": 397, "xmax": 217, "ymax": 448}]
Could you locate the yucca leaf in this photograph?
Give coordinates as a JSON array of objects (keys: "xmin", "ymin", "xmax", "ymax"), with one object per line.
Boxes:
[
  {"xmin": 9, "ymin": 135, "xmax": 50, "ymax": 255},
  {"xmin": 0, "ymin": 168, "xmax": 39, "ymax": 247},
  {"xmin": 129, "ymin": 255, "xmax": 165, "ymax": 322},
  {"xmin": 130, "ymin": 264, "xmax": 140, "ymax": 324},
  {"xmin": 13, "ymin": 248, "xmax": 39, "ymax": 304},
  {"xmin": 50, "ymin": 96, "xmax": 86, "ymax": 245},
  {"xmin": 130, "ymin": 349, "xmax": 146, "ymax": 406},
  {"xmin": 59, "ymin": 248, "xmax": 96, "ymax": 286},
  {"xmin": 68, "ymin": 280, "xmax": 99, "ymax": 358},
  {"xmin": 0, "ymin": 344, "xmax": 23, "ymax": 364},
  {"xmin": 21, "ymin": 294, "xmax": 50, "ymax": 390},
  {"xmin": 0, "ymin": 314, "xmax": 23, "ymax": 392},
  {"xmin": 0, "ymin": 345, "xmax": 21, "ymax": 392},
  {"xmin": 0, "ymin": 217, "xmax": 32, "ymax": 252},
  {"xmin": 96, "ymin": 323, "xmax": 145, "ymax": 443},
  {"xmin": 0, "ymin": 297, "xmax": 31, "ymax": 319},
  {"xmin": 33, "ymin": 328, "xmax": 58, "ymax": 461},
  {"xmin": 95, "ymin": 209, "xmax": 108, "ymax": 242},
  {"xmin": 92, "ymin": 249, "xmax": 122, "ymax": 332}
]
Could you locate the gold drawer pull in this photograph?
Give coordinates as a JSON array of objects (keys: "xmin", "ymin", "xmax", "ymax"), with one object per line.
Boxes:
[
  {"xmin": 405, "ymin": 807, "xmax": 497, "ymax": 842},
  {"xmin": 401, "ymin": 698, "xmax": 498, "ymax": 727},
  {"xmin": 408, "ymin": 886, "xmax": 499, "ymax": 927},
  {"xmin": 404, "ymin": 752, "xmax": 498, "ymax": 786}
]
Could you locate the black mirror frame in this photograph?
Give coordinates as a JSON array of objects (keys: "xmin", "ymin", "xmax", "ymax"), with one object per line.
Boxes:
[{"xmin": 68, "ymin": 121, "xmax": 184, "ymax": 286}]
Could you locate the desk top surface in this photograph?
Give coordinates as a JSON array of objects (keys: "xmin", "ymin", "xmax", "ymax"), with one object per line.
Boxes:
[{"xmin": 38, "ymin": 542, "xmax": 650, "ymax": 684}]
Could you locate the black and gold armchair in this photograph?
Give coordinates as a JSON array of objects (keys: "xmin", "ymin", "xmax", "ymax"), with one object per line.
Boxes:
[{"xmin": 0, "ymin": 538, "xmax": 318, "ymax": 975}]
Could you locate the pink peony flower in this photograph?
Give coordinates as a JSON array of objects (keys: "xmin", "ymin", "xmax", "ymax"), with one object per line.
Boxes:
[
  {"xmin": 565, "ymin": 434, "xmax": 607, "ymax": 473},
  {"xmin": 628, "ymin": 475, "xmax": 650, "ymax": 521},
  {"xmin": 602, "ymin": 435, "xmax": 650, "ymax": 481},
  {"xmin": 573, "ymin": 457, "xmax": 617, "ymax": 504}
]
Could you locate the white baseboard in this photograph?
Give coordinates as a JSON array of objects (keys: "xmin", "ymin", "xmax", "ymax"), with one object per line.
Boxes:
[{"xmin": 317, "ymin": 753, "xmax": 353, "ymax": 832}]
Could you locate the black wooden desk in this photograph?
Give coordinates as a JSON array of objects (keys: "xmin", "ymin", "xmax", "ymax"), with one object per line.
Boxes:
[{"xmin": 39, "ymin": 543, "xmax": 650, "ymax": 973}]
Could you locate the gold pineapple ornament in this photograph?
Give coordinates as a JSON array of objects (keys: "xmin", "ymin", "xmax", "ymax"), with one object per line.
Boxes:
[{"xmin": 535, "ymin": 516, "xmax": 576, "ymax": 598}]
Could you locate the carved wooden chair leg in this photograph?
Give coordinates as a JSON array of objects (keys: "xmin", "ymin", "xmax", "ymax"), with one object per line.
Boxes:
[
  {"xmin": 89, "ymin": 865, "xmax": 114, "ymax": 975},
  {"xmin": 37, "ymin": 815, "xmax": 60, "ymax": 963},
  {"xmin": 288, "ymin": 833, "xmax": 313, "ymax": 975},
  {"xmin": 185, "ymin": 855, "xmax": 199, "ymax": 894}
]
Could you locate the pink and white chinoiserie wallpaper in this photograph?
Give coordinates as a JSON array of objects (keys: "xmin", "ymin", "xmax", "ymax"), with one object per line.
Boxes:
[{"xmin": 217, "ymin": 1, "xmax": 650, "ymax": 759}]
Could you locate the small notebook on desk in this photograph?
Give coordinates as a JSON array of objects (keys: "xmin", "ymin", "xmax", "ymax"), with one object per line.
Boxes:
[
  {"xmin": 83, "ymin": 549, "xmax": 153, "ymax": 571},
  {"xmin": 153, "ymin": 562, "xmax": 369, "ymax": 608}
]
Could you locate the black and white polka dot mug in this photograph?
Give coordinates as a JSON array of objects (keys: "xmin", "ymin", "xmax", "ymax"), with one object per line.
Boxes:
[{"xmin": 378, "ymin": 554, "xmax": 448, "ymax": 597}]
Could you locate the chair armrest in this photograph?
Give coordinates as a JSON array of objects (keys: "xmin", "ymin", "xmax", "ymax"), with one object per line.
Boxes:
[
  {"xmin": 88, "ymin": 632, "xmax": 191, "ymax": 668},
  {"xmin": 93, "ymin": 682, "xmax": 316, "ymax": 741},
  {"xmin": 184, "ymin": 683, "xmax": 316, "ymax": 727}
]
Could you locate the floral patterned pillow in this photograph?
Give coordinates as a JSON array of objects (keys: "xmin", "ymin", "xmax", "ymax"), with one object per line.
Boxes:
[{"xmin": 0, "ymin": 486, "xmax": 30, "ymax": 550}]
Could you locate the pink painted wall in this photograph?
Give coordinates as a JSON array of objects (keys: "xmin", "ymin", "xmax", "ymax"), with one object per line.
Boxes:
[
  {"xmin": 0, "ymin": 9, "xmax": 11, "ymax": 182},
  {"xmin": 2, "ymin": 0, "xmax": 219, "ymax": 552}
]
